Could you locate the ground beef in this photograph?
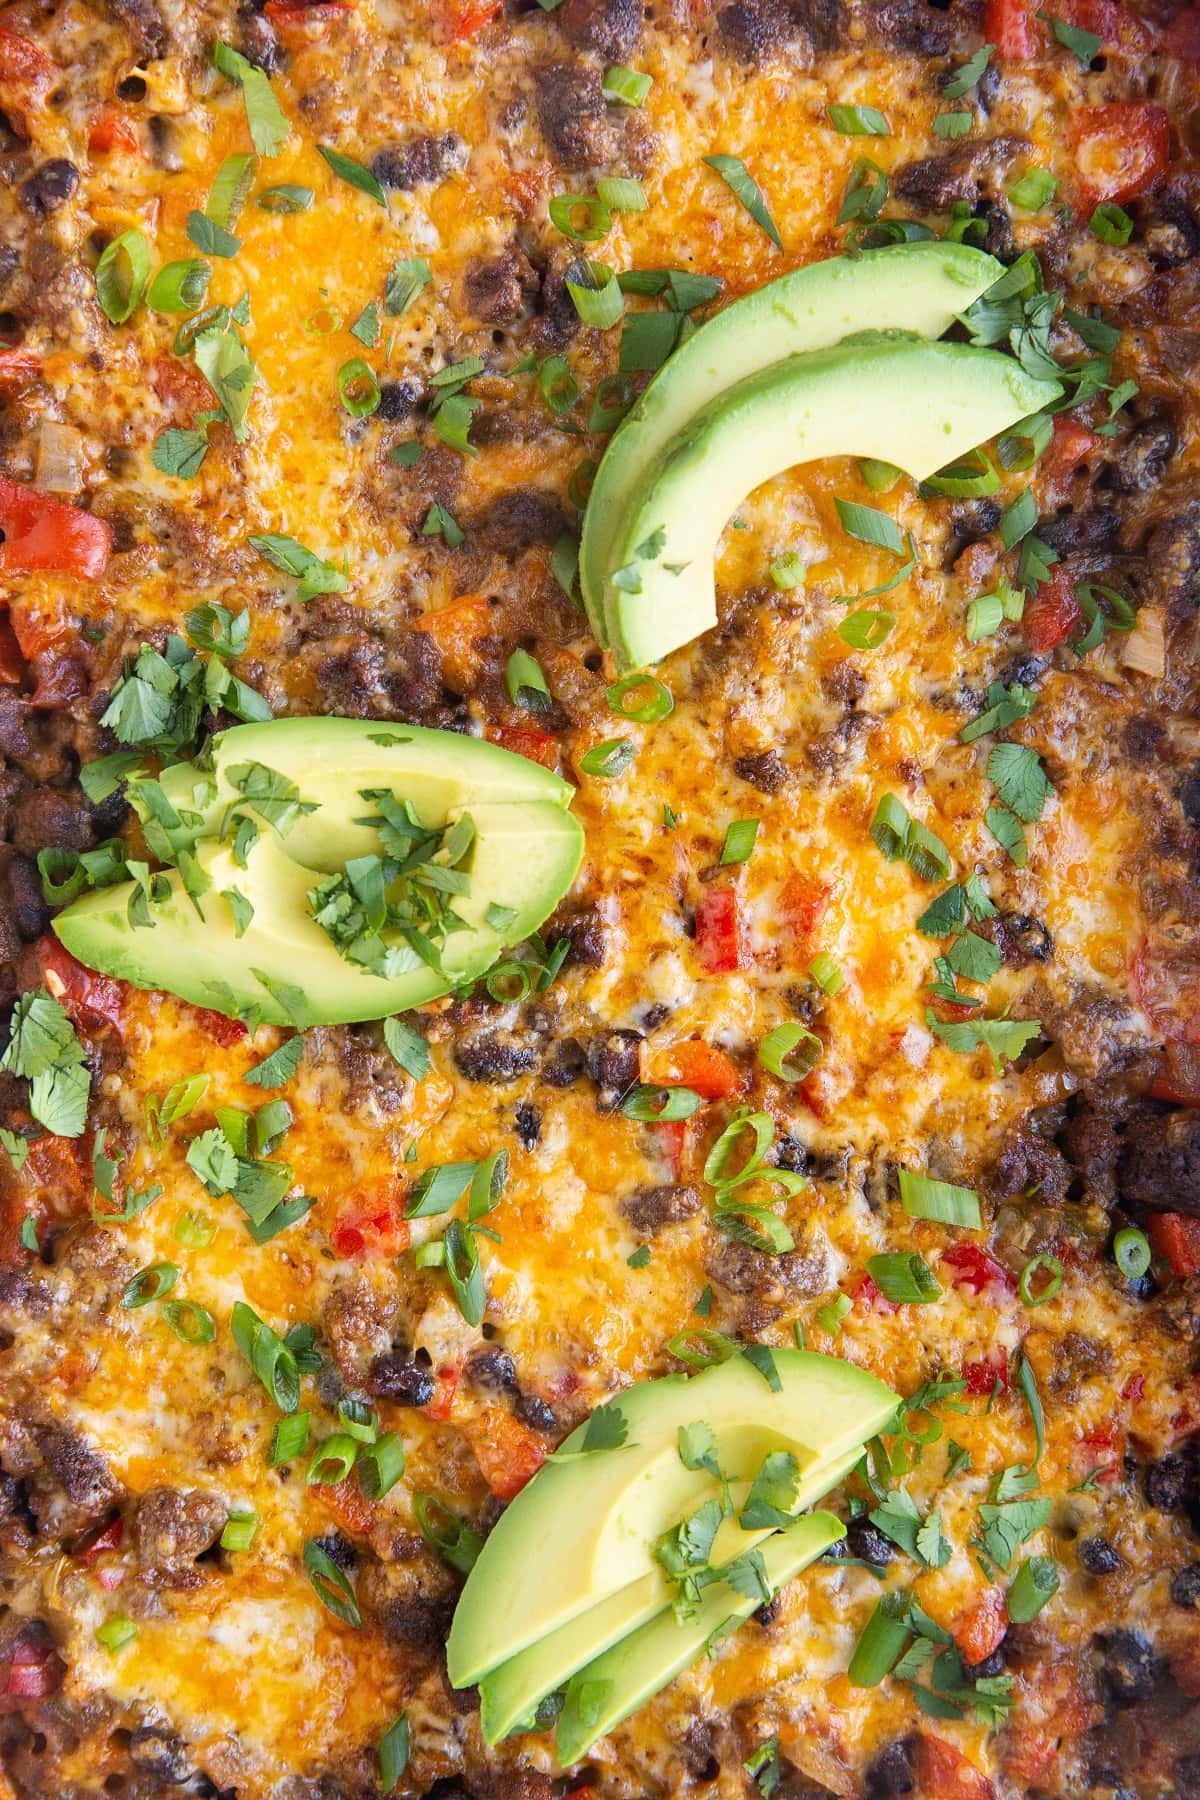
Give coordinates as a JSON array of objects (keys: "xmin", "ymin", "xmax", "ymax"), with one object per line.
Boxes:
[
  {"xmin": 370, "ymin": 132, "xmax": 466, "ymax": 191},
  {"xmin": 0, "ymin": 851, "xmax": 49, "ymax": 956},
  {"xmin": 541, "ymin": 1036, "xmax": 586, "ymax": 1086},
  {"xmin": 1059, "ymin": 1105, "xmax": 1121, "ymax": 1207},
  {"xmin": 1145, "ymin": 1445, "xmax": 1198, "ymax": 1512},
  {"xmin": 380, "ymin": 1590, "xmax": 454, "ymax": 1652},
  {"xmin": 621, "ymin": 1184, "xmax": 701, "ymax": 1234},
  {"xmin": 705, "ymin": 1237, "xmax": 827, "ymax": 1304},
  {"xmin": 557, "ymin": 0, "xmax": 643, "ymax": 61},
  {"xmin": 715, "ymin": 0, "xmax": 803, "ymax": 62},
  {"xmin": 1048, "ymin": 1329, "xmax": 1112, "ymax": 1401},
  {"xmin": 461, "ymin": 248, "xmax": 539, "ymax": 326},
  {"xmin": 10, "ymin": 787, "xmax": 93, "ymax": 859},
  {"xmin": 586, "ymin": 1027, "xmax": 642, "ymax": 1109},
  {"xmin": 473, "ymin": 488, "xmax": 568, "ymax": 555},
  {"xmin": 1115, "ymin": 416, "xmax": 1178, "ymax": 492},
  {"xmin": 533, "ymin": 61, "xmax": 614, "ymax": 169},
  {"xmin": 989, "ymin": 1116, "xmax": 1071, "ymax": 1205},
  {"xmin": 102, "ymin": 0, "xmax": 170, "ymax": 56},
  {"xmin": 134, "ymin": 1487, "xmax": 225, "ymax": 1579},
  {"xmin": 1119, "ymin": 1111, "xmax": 1200, "ymax": 1216},
  {"xmin": 454, "ymin": 1031, "xmax": 540, "ymax": 1083},
  {"xmin": 34, "ymin": 1422, "xmax": 121, "ymax": 1525},
  {"xmin": 128, "ymin": 1726, "xmax": 194, "ymax": 1783},
  {"xmin": 734, "ymin": 749, "xmax": 789, "ymax": 792},
  {"xmin": 892, "ymin": 137, "xmax": 1024, "ymax": 210},
  {"xmin": 1171, "ymin": 1563, "xmax": 1200, "ymax": 1607},
  {"xmin": 545, "ymin": 901, "xmax": 606, "ymax": 968},
  {"xmin": 1038, "ymin": 508, "xmax": 1120, "ymax": 558},
  {"xmin": 1146, "ymin": 497, "xmax": 1200, "ymax": 613},
  {"xmin": 323, "ymin": 1278, "xmax": 395, "ymax": 1386}
]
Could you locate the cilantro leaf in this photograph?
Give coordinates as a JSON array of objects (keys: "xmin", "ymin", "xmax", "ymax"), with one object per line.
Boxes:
[
  {"xmin": 580, "ymin": 1399, "xmax": 629, "ymax": 1453},
  {"xmin": 926, "ymin": 1008, "xmax": 1043, "ymax": 1072},
  {"xmin": 959, "ymin": 680, "xmax": 1037, "ymax": 745},
  {"xmin": 192, "ymin": 323, "xmax": 258, "ymax": 441},
  {"xmin": 318, "ymin": 143, "xmax": 387, "ymax": 207},
  {"xmin": 978, "ymin": 1497, "xmax": 1050, "ymax": 1568},
  {"xmin": 942, "ymin": 43, "xmax": 994, "ymax": 98},
  {"xmin": 186, "ymin": 210, "xmax": 241, "ymax": 259},
  {"xmin": 869, "ymin": 1486, "xmax": 924, "ymax": 1557},
  {"xmin": 187, "ymin": 1126, "xmax": 240, "ymax": 1196},
  {"xmin": 985, "ymin": 803, "xmax": 1028, "ymax": 866},
  {"xmin": 213, "ymin": 40, "xmax": 291, "ymax": 156},
  {"xmin": 988, "ymin": 742, "xmax": 1053, "ymax": 822},
  {"xmin": 382, "ymin": 1017, "xmax": 430, "ymax": 1080},
  {"xmin": 742, "ymin": 1343, "xmax": 782, "ymax": 1392},
  {"xmin": 740, "ymin": 1449, "xmax": 800, "ymax": 1529},
  {"xmin": 244, "ymin": 1035, "xmax": 305, "ymax": 1089},
  {"xmin": 915, "ymin": 1510, "xmax": 952, "ymax": 1568},
  {"xmin": 151, "ymin": 425, "xmax": 212, "ymax": 479},
  {"xmin": 248, "ymin": 532, "xmax": 348, "ymax": 602},
  {"xmin": 916, "ymin": 885, "xmax": 966, "ymax": 938},
  {"xmin": 678, "ymin": 1420, "xmax": 721, "ymax": 1477}
]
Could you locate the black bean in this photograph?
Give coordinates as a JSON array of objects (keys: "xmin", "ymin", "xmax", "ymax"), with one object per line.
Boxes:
[
  {"xmin": 20, "ymin": 159, "xmax": 79, "ymax": 216},
  {"xmin": 514, "ymin": 1101, "xmax": 542, "ymax": 1150},
  {"xmin": 1078, "ymin": 1535, "xmax": 1123, "ymax": 1576},
  {"xmin": 466, "ymin": 1348, "xmax": 518, "ymax": 1394},
  {"xmin": 866, "ymin": 1739, "xmax": 915, "ymax": 1798},
  {"xmin": 515, "ymin": 1393, "xmax": 557, "ymax": 1434},
  {"xmin": 1115, "ymin": 417, "xmax": 1177, "ymax": 492},
  {"xmin": 128, "ymin": 1728, "xmax": 193, "ymax": 1784},
  {"xmin": 367, "ymin": 1352, "xmax": 436, "ymax": 1407},
  {"xmin": 378, "ymin": 378, "xmax": 421, "ymax": 422},
  {"xmin": 1171, "ymin": 1562, "xmax": 1200, "ymax": 1608},
  {"xmin": 963, "ymin": 1641, "xmax": 1007, "ymax": 1679},
  {"xmin": 847, "ymin": 1516, "xmax": 894, "ymax": 1567},
  {"xmin": 1099, "ymin": 1629, "xmax": 1159, "ymax": 1706}
]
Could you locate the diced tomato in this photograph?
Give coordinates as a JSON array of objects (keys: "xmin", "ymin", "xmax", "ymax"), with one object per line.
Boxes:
[
  {"xmin": 0, "ymin": 29, "xmax": 56, "ymax": 84},
  {"xmin": 1063, "ymin": 0, "xmax": 1148, "ymax": 48},
  {"xmin": 1073, "ymin": 103, "xmax": 1171, "ymax": 207},
  {"xmin": 1022, "ymin": 567, "xmax": 1082, "ymax": 653},
  {"xmin": 424, "ymin": 1362, "xmax": 461, "ymax": 1422},
  {"xmin": 1077, "ymin": 1426, "xmax": 1123, "ymax": 1482},
  {"xmin": 1039, "ymin": 416, "xmax": 1105, "ymax": 504},
  {"xmin": 35, "ymin": 937, "xmax": 124, "ymax": 1033},
  {"xmin": 446, "ymin": 0, "xmax": 502, "ymax": 35},
  {"xmin": 76, "ymin": 1515, "xmax": 124, "ymax": 1563},
  {"xmin": 847, "ymin": 1269, "xmax": 898, "ymax": 1316},
  {"xmin": 1148, "ymin": 1212, "xmax": 1200, "ymax": 1279},
  {"xmin": 913, "ymin": 1733, "xmax": 995, "ymax": 1800},
  {"xmin": 955, "ymin": 1587, "xmax": 1008, "ymax": 1666},
  {"xmin": 646, "ymin": 1039, "xmax": 743, "ymax": 1100},
  {"xmin": 695, "ymin": 887, "xmax": 744, "ymax": 974},
  {"xmin": 187, "ymin": 1004, "xmax": 248, "ymax": 1046},
  {"xmin": 151, "ymin": 352, "xmax": 218, "ymax": 420},
  {"xmin": 319, "ymin": 1476, "xmax": 376, "ymax": 1536},
  {"xmin": 657, "ymin": 1118, "xmax": 688, "ymax": 1178},
  {"xmin": 88, "ymin": 107, "xmax": 139, "ymax": 155},
  {"xmin": 1166, "ymin": 7, "xmax": 1200, "ymax": 57},
  {"xmin": 3, "ymin": 1635, "xmax": 63, "ymax": 1701},
  {"xmin": 1132, "ymin": 933, "xmax": 1200, "ymax": 1047},
  {"xmin": 780, "ymin": 872, "xmax": 832, "ymax": 959},
  {"xmin": 943, "ymin": 1243, "xmax": 1017, "ymax": 1296},
  {"xmin": 331, "ymin": 1186, "xmax": 412, "ymax": 1259},
  {"xmin": 1150, "ymin": 1040, "xmax": 1200, "ymax": 1102},
  {"xmin": 466, "ymin": 1405, "xmax": 548, "ymax": 1500},
  {"xmin": 985, "ymin": 0, "xmax": 1037, "ymax": 56},
  {"xmin": 1122, "ymin": 1373, "xmax": 1145, "ymax": 1404},
  {"xmin": 485, "ymin": 723, "xmax": 560, "ymax": 770},
  {"xmin": 0, "ymin": 347, "xmax": 40, "ymax": 391},
  {"xmin": 964, "ymin": 1350, "xmax": 1010, "ymax": 1396},
  {"xmin": 0, "ymin": 476, "xmax": 111, "ymax": 580}
]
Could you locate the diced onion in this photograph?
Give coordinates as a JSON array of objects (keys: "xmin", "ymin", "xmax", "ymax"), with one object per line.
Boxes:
[
  {"xmin": 1122, "ymin": 605, "xmax": 1164, "ymax": 677},
  {"xmin": 35, "ymin": 420, "xmax": 85, "ymax": 493}
]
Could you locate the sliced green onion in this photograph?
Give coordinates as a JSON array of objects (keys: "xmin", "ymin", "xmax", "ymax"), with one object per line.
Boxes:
[
  {"xmin": 359, "ymin": 1430, "xmax": 406, "ymax": 1500},
  {"xmin": 485, "ymin": 961, "xmax": 533, "ymax": 1003},
  {"xmin": 620, "ymin": 1083, "xmax": 704, "ymax": 1122},
  {"xmin": 967, "ymin": 591, "xmax": 1004, "ymax": 642},
  {"xmin": 770, "ymin": 551, "xmax": 805, "ymax": 590},
  {"xmin": 704, "ymin": 1110, "xmax": 773, "ymax": 1190},
  {"xmin": 920, "ymin": 450, "xmax": 1000, "ymax": 499},
  {"xmin": 337, "ymin": 1399, "xmax": 378, "ymax": 1443},
  {"xmin": 597, "ymin": 176, "xmax": 647, "ymax": 213},
  {"xmin": 809, "ymin": 952, "xmax": 845, "ymax": 996},
  {"xmin": 898, "ymin": 1168, "xmax": 981, "ymax": 1229},
  {"xmin": 220, "ymin": 1510, "xmax": 260, "ymax": 1551},
  {"xmin": 549, "ymin": 193, "xmax": 613, "ymax": 241},
  {"xmin": 1018, "ymin": 1252, "xmax": 1063, "ymax": 1307},
  {"xmin": 338, "ymin": 358, "xmax": 381, "ymax": 418},
  {"xmin": 905, "ymin": 820, "xmax": 953, "ymax": 883},
  {"xmin": 828, "ymin": 102, "xmax": 890, "ymax": 135},
  {"xmin": 568, "ymin": 457, "xmax": 597, "ymax": 507},
  {"xmin": 565, "ymin": 260, "xmax": 623, "ymax": 328},
  {"xmin": 269, "ymin": 1410, "xmax": 310, "ymax": 1465},
  {"xmin": 848, "ymin": 1593, "xmax": 910, "ymax": 1686},
  {"xmin": 758, "ymin": 1022, "xmax": 822, "ymax": 1083},
  {"xmin": 579, "ymin": 736, "xmax": 636, "ymax": 778},
  {"xmin": 839, "ymin": 608, "xmax": 894, "ymax": 650},
  {"xmin": 606, "ymin": 672, "xmax": 674, "ymax": 722},
  {"xmin": 306, "ymin": 302, "xmax": 343, "ymax": 334},
  {"xmin": 866, "ymin": 1251, "xmax": 942, "ymax": 1305},
  {"xmin": 414, "ymin": 1239, "xmax": 446, "ymax": 1269},
  {"xmin": 588, "ymin": 373, "xmax": 635, "ymax": 434},
  {"xmin": 1007, "ymin": 1554, "xmax": 1059, "ymax": 1622},
  {"xmin": 162, "ymin": 1298, "xmax": 216, "ymax": 1345},
  {"xmin": 816, "ymin": 1292, "xmax": 853, "ymax": 1336},
  {"xmin": 175, "ymin": 1209, "xmax": 216, "ymax": 1247},
  {"xmin": 870, "ymin": 793, "xmax": 909, "ymax": 860},
  {"xmin": 1009, "ymin": 167, "xmax": 1058, "ymax": 212},
  {"xmin": 378, "ymin": 1713, "xmax": 411, "ymax": 1792},
  {"xmin": 147, "ymin": 258, "xmax": 212, "ymax": 314},
  {"xmin": 601, "ymin": 64, "xmax": 652, "ymax": 104},
  {"xmin": 665, "ymin": 1328, "xmax": 741, "ymax": 1370},
  {"xmin": 721, "ymin": 818, "xmax": 759, "ymax": 865},
  {"xmin": 537, "ymin": 353, "xmax": 578, "ymax": 417},
  {"xmin": 173, "ymin": 302, "xmax": 232, "ymax": 356},
  {"xmin": 303, "ymin": 1538, "xmax": 362, "ymax": 1626},
  {"xmin": 999, "ymin": 412, "xmax": 1054, "ymax": 472},
  {"xmin": 1091, "ymin": 202, "xmax": 1133, "ymax": 246},
  {"xmin": 307, "ymin": 1431, "xmax": 360, "ymax": 1486},
  {"xmin": 257, "ymin": 184, "xmax": 314, "ymax": 212},
  {"xmin": 96, "ymin": 1617, "xmax": 138, "ymax": 1653},
  {"xmin": 120, "ymin": 1261, "xmax": 180, "ymax": 1309},
  {"xmin": 1113, "ymin": 1226, "xmax": 1151, "ymax": 1279},
  {"xmin": 859, "ymin": 458, "xmax": 901, "ymax": 493},
  {"xmin": 505, "ymin": 647, "xmax": 553, "ymax": 712},
  {"xmin": 95, "ymin": 228, "xmax": 151, "ymax": 324},
  {"xmin": 413, "ymin": 1493, "xmax": 484, "ymax": 1573},
  {"xmin": 208, "ymin": 152, "xmax": 258, "ymax": 229}
]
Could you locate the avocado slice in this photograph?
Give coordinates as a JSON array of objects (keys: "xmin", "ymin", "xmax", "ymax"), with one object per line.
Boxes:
[
  {"xmin": 477, "ymin": 1439, "xmax": 862, "ymax": 1745},
  {"xmin": 555, "ymin": 1509, "xmax": 845, "ymax": 1766},
  {"xmin": 54, "ymin": 719, "xmax": 584, "ymax": 1026},
  {"xmin": 602, "ymin": 336, "xmax": 1062, "ymax": 670},
  {"xmin": 579, "ymin": 241, "xmax": 1003, "ymax": 646},
  {"xmin": 445, "ymin": 1350, "xmax": 896, "ymax": 1688}
]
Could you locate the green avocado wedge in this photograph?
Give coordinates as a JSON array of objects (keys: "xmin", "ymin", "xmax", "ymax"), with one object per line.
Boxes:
[
  {"xmin": 54, "ymin": 719, "xmax": 584, "ymax": 1026},
  {"xmin": 603, "ymin": 336, "xmax": 1062, "ymax": 671},
  {"xmin": 477, "ymin": 1439, "xmax": 862, "ymax": 1746},
  {"xmin": 579, "ymin": 241, "xmax": 1003, "ymax": 647},
  {"xmin": 445, "ymin": 1349, "xmax": 897, "ymax": 1689},
  {"xmin": 554, "ymin": 1509, "xmax": 845, "ymax": 1766}
]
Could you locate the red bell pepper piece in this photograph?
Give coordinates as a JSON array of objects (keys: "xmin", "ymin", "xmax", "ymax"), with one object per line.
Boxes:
[
  {"xmin": 695, "ymin": 888, "xmax": 744, "ymax": 974},
  {"xmin": 985, "ymin": 0, "xmax": 1037, "ymax": 56},
  {"xmin": 943, "ymin": 1243, "xmax": 1016, "ymax": 1295},
  {"xmin": 1073, "ymin": 103, "xmax": 1170, "ymax": 206},
  {"xmin": 1022, "ymin": 567, "xmax": 1082, "ymax": 652},
  {"xmin": 36, "ymin": 936, "xmax": 124, "ymax": 1033},
  {"xmin": 1148, "ymin": 1212, "xmax": 1200, "ymax": 1279},
  {"xmin": 485, "ymin": 724, "xmax": 560, "ymax": 770},
  {"xmin": 0, "ymin": 476, "xmax": 111, "ymax": 579}
]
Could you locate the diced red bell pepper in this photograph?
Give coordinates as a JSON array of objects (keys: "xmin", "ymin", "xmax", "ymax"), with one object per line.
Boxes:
[
  {"xmin": 1166, "ymin": 7, "xmax": 1200, "ymax": 57},
  {"xmin": 0, "ymin": 476, "xmax": 112, "ymax": 580},
  {"xmin": 1039, "ymin": 416, "xmax": 1105, "ymax": 503},
  {"xmin": 695, "ymin": 887, "xmax": 744, "ymax": 974},
  {"xmin": 1022, "ymin": 567, "xmax": 1082, "ymax": 653},
  {"xmin": 943, "ymin": 1243, "xmax": 1017, "ymax": 1296},
  {"xmin": 1122, "ymin": 1373, "xmax": 1145, "ymax": 1404},
  {"xmin": 657, "ymin": 1119, "xmax": 688, "ymax": 1178},
  {"xmin": 955, "ymin": 1587, "xmax": 1008, "ymax": 1665},
  {"xmin": 964, "ymin": 1350, "xmax": 1010, "ymax": 1395},
  {"xmin": 485, "ymin": 724, "xmax": 560, "ymax": 770},
  {"xmin": 36, "ymin": 936, "xmax": 124, "ymax": 1033},
  {"xmin": 780, "ymin": 872, "xmax": 832, "ymax": 958},
  {"xmin": 985, "ymin": 0, "xmax": 1037, "ymax": 56},
  {"xmin": 76, "ymin": 1515, "xmax": 124, "ymax": 1563},
  {"xmin": 1073, "ymin": 103, "xmax": 1171, "ymax": 206},
  {"xmin": 447, "ymin": 0, "xmax": 502, "ymax": 36},
  {"xmin": 912, "ymin": 1733, "xmax": 995, "ymax": 1800},
  {"xmin": 264, "ymin": 0, "xmax": 354, "ymax": 25},
  {"xmin": 319, "ymin": 1475, "xmax": 376, "ymax": 1536},
  {"xmin": 847, "ymin": 1269, "xmax": 898, "ymax": 1316},
  {"xmin": 88, "ymin": 107, "xmax": 139, "ymax": 155},
  {"xmin": 647, "ymin": 1039, "xmax": 743, "ymax": 1100},
  {"xmin": 4, "ymin": 1636, "xmax": 62, "ymax": 1700},
  {"xmin": 1148, "ymin": 1212, "xmax": 1200, "ymax": 1279},
  {"xmin": 424, "ymin": 1362, "xmax": 461, "ymax": 1422},
  {"xmin": 465, "ymin": 1405, "xmax": 548, "ymax": 1500},
  {"xmin": 331, "ymin": 1187, "xmax": 411, "ymax": 1259},
  {"xmin": 1077, "ymin": 1426, "xmax": 1123, "ymax": 1482}
]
